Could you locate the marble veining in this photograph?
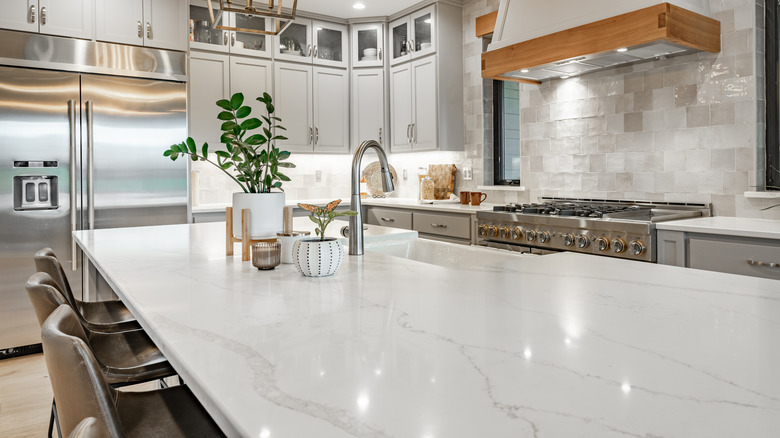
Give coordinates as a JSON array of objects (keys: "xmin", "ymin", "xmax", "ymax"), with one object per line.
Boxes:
[{"xmin": 73, "ymin": 223, "xmax": 780, "ymax": 438}]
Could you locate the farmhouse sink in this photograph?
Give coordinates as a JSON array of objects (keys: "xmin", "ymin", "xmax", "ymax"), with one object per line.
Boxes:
[{"xmin": 364, "ymin": 238, "xmax": 527, "ymax": 269}]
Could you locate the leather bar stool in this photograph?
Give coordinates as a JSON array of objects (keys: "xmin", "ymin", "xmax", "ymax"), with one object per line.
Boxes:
[
  {"xmin": 34, "ymin": 248, "xmax": 140, "ymax": 332},
  {"xmin": 42, "ymin": 305, "xmax": 225, "ymax": 438}
]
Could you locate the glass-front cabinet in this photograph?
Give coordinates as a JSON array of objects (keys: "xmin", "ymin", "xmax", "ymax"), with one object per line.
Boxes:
[
  {"xmin": 389, "ymin": 5, "xmax": 436, "ymax": 66},
  {"xmin": 274, "ymin": 18, "xmax": 347, "ymax": 68},
  {"xmin": 351, "ymin": 23, "xmax": 384, "ymax": 68},
  {"xmin": 189, "ymin": 0, "xmax": 271, "ymax": 57}
]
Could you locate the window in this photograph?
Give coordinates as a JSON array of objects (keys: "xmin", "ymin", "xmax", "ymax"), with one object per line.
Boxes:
[
  {"xmin": 766, "ymin": 0, "xmax": 779, "ymax": 189},
  {"xmin": 493, "ymin": 80, "xmax": 522, "ymax": 185}
]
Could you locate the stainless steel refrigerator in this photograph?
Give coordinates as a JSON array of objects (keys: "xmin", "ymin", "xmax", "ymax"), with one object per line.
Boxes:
[{"xmin": 0, "ymin": 38, "xmax": 188, "ymax": 356}]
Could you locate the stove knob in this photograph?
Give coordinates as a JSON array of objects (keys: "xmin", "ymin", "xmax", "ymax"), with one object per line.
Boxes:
[
  {"xmin": 577, "ymin": 235, "xmax": 590, "ymax": 248},
  {"xmin": 629, "ymin": 240, "xmax": 646, "ymax": 256},
  {"xmin": 612, "ymin": 238, "xmax": 626, "ymax": 254},
  {"xmin": 596, "ymin": 237, "xmax": 609, "ymax": 251},
  {"xmin": 488, "ymin": 226, "xmax": 498, "ymax": 237},
  {"xmin": 478, "ymin": 224, "xmax": 488, "ymax": 237},
  {"xmin": 538, "ymin": 231, "xmax": 551, "ymax": 243},
  {"xmin": 499, "ymin": 226, "xmax": 509, "ymax": 239},
  {"xmin": 511, "ymin": 227, "xmax": 523, "ymax": 240},
  {"xmin": 525, "ymin": 230, "xmax": 536, "ymax": 242},
  {"xmin": 562, "ymin": 233, "xmax": 574, "ymax": 247}
]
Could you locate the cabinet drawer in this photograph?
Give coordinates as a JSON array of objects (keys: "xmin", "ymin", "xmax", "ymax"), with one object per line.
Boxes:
[
  {"xmin": 689, "ymin": 238, "xmax": 780, "ymax": 280},
  {"xmin": 365, "ymin": 207, "xmax": 412, "ymax": 230},
  {"xmin": 413, "ymin": 212, "xmax": 471, "ymax": 239}
]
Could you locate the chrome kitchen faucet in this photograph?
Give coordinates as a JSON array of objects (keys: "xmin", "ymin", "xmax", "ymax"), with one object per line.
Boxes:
[{"xmin": 349, "ymin": 140, "xmax": 394, "ymax": 255}]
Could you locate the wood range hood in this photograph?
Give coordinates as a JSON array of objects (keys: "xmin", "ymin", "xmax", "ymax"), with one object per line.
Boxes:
[{"xmin": 480, "ymin": 1, "xmax": 721, "ymax": 85}]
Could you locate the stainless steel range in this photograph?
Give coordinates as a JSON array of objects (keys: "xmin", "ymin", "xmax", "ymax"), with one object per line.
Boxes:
[{"xmin": 477, "ymin": 198, "xmax": 711, "ymax": 262}]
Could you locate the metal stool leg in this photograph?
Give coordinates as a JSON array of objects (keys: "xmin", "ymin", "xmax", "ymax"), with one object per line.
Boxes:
[{"xmin": 47, "ymin": 399, "xmax": 54, "ymax": 438}]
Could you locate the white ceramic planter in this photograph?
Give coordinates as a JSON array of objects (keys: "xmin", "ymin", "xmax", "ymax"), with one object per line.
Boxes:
[
  {"xmin": 292, "ymin": 238, "xmax": 344, "ymax": 277},
  {"xmin": 232, "ymin": 192, "xmax": 285, "ymax": 239}
]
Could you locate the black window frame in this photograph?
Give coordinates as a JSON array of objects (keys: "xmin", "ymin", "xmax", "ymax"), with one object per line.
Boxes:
[
  {"xmin": 492, "ymin": 80, "xmax": 523, "ymax": 186},
  {"xmin": 766, "ymin": 0, "xmax": 779, "ymax": 189}
]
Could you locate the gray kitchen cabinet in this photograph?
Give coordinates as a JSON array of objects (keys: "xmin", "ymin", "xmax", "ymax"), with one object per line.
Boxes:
[
  {"xmin": 273, "ymin": 18, "xmax": 348, "ymax": 68},
  {"xmin": 389, "ymin": 4, "xmax": 436, "ymax": 66},
  {"xmin": 189, "ymin": 0, "xmax": 272, "ymax": 58},
  {"xmin": 96, "ymin": 0, "xmax": 187, "ymax": 51},
  {"xmin": 365, "ymin": 205, "xmax": 474, "ymax": 244},
  {"xmin": 388, "ymin": 2, "xmax": 463, "ymax": 152},
  {"xmin": 365, "ymin": 208, "xmax": 413, "ymax": 230},
  {"xmin": 189, "ymin": 51, "xmax": 273, "ymax": 149},
  {"xmin": 351, "ymin": 22, "xmax": 384, "ymax": 68},
  {"xmin": 658, "ymin": 230, "xmax": 780, "ymax": 281},
  {"xmin": 352, "ymin": 69, "xmax": 385, "ymax": 148},
  {"xmin": 0, "ymin": 0, "xmax": 92, "ymax": 39},
  {"xmin": 274, "ymin": 62, "xmax": 349, "ymax": 153}
]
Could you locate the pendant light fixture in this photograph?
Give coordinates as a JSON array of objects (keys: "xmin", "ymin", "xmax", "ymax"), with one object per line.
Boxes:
[{"xmin": 207, "ymin": 0, "xmax": 298, "ymax": 36}]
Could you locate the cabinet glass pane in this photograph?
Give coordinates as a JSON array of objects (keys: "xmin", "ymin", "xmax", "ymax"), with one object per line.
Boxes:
[
  {"xmin": 413, "ymin": 13, "xmax": 432, "ymax": 51},
  {"xmin": 316, "ymin": 27, "xmax": 343, "ymax": 62},
  {"xmin": 392, "ymin": 22, "xmax": 408, "ymax": 60},
  {"xmin": 357, "ymin": 28, "xmax": 379, "ymax": 61},
  {"xmin": 234, "ymin": 14, "xmax": 266, "ymax": 51},
  {"xmin": 190, "ymin": 5, "xmax": 227, "ymax": 46},
  {"xmin": 280, "ymin": 23, "xmax": 309, "ymax": 57}
]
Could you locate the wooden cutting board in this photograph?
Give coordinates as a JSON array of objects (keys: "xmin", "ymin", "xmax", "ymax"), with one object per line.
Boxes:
[{"xmin": 427, "ymin": 164, "xmax": 456, "ymax": 200}]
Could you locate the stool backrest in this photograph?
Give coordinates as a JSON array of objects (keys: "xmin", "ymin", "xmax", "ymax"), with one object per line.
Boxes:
[
  {"xmin": 26, "ymin": 272, "xmax": 72, "ymax": 328},
  {"xmin": 33, "ymin": 248, "xmax": 78, "ymax": 308},
  {"xmin": 42, "ymin": 305, "xmax": 124, "ymax": 438}
]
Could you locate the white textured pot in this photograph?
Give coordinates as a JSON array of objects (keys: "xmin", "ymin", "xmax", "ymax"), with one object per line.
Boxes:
[
  {"xmin": 232, "ymin": 192, "xmax": 285, "ymax": 239},
  {"xmin": 292, "ymin": 238, "xmax": 344, "ymax": 277}
]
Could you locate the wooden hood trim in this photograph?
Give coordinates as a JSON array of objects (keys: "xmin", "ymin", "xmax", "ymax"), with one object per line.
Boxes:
[{"xmin": 480, "ymin": 3, "xmax": 720, "ymax": 80}]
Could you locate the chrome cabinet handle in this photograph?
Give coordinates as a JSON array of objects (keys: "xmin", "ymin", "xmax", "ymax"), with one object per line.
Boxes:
[
  {"xmin": 40, "ymin": 6, "xmax": 46, "ymax": 25},
  {"xmin": 308, "ymin": 127, "xmax": 313, "ymax": 145},
  {"xmin": 68, "ymin": 100, "xmax": 78, "ymax": 271},
  {"xmin": 406, "ymin": 124, "xmax": 411, "ymax": 144},
  {"xmin": 313, "ymin": 45, "xmax": 318, "ymax": 57},
  {"xmin": 30, "ymin": 5, "xmax": 36, "ymax": 23},
  {"xmin": 412, "ymin": 123, "xmax": 416, "ymax": 143},
  {"xmin": 137, "ymin": 21, "xmax": 142, "ymax": 38},
  {"xmin": 307, "ymin": 44, "xmax": 312, "ymax": 57},
  {"xmin": 86, "ymin": 101, "xmax": 95, "ymax": 231},
  {"xmin": 378, "ymin": 47, "xmax": 382, "ymax": 60},
  {"xmin": 146, "ymin": 22, "xmax": 151, "ymax": 39},
  {"xmin": 410, "ymin": 40, "xmax": 415, "ymax": 52},
  {"xmin": 231, "ymin": 32, "xmax": 236, "ymax": 47},
  {"xmin": 379, "ymin": 127, "xmax": 382, "ymax": 144},
  {"xmin": 747, "ymin": 260, "xmax": 780, "ymax": 269},
  {"xmin": 223, "ymin": 32, "xmax": 228, "ymax": 45},
  {"xmin": 431, "ymin": 223, "xmax": 447, "ymax": 228},
  {"xmin": 380, "ymin": 217, "xmax": 395, "ymax": 222},
  {"xmin": 314, "ymin": 127, "xmax": 319, "ymax": 145}
]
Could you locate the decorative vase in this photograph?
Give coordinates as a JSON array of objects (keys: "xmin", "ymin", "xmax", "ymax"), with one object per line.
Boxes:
[
  {"xmin": 292, "ymin": 238, "xmax": 344, "ymax": 277},
  {"xmin": 232, "ymin": 192, "xmax": 285, "ymax": 239}
]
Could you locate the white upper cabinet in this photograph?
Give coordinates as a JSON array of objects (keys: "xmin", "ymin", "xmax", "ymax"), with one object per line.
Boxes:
[
  {"xmin": 389, "ymin": 4, "xmax": 436, "ymax": 66},
  {"xmin": 391, "ymin": 58, "xmax": 437, "ymax": 152},
  {"xmin": 0, "ymin": 0, "xmax": 92, "ymax": 39},
  {"xmin": 274, "ymin": 18, "xmax": 348, "ymax": 68},
  {"xmin": 351, "ymin": 23, "xmax": 384, "ymax": 68},
  {"xmin": 189, "ymin": 1, "xmax": 271, "ymax": 58},
  {"xmin": 390, "ymin": 63, "xmax": 413, "ymax": 152},
  {"xmin": 313, "ymin": 67, "xmax": 349, "ymax": 152},
  {"xmin": 352, "ymin": 69, "xmax": 385, "ymax": 147},
  {"xmin": 96, "ymin": 0, "xmax": 186, "ymax": 51}
]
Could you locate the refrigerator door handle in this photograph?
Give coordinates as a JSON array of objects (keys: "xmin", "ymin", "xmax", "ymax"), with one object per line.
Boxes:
[
  {"xmin": 68, "ymin": 99, "xmax": 78, "ymax": 271},
  {"xmin": 86, "ymin": 101, "xmax": 95, "ymax": 231}
]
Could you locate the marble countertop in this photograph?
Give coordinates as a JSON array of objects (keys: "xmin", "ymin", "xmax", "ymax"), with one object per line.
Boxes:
[
  {"xmin": 73, "ymin": 223, "xmax": 780, "ymax": 438},
  {"xmin": 656, "ymin": 216, "xmax": 780, "ymax": 240}
]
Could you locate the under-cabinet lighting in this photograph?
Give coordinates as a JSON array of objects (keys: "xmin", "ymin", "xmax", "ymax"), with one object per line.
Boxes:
[
  {"xmin": 353, "ymin": 2, "xmax": 365, "ymax": 9},
  {"xmin": 560, "ymin": 75, "xmax": 571, "ymax": 79}
]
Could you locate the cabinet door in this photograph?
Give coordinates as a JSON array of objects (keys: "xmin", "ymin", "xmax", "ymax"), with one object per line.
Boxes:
[
  {"xmin": 96, "ymin": 0, "xmax": 144, "ymax": 46},
  {"xmin": 145, "ymin": 0, "xmax": 187, "ymax": 51},
  {"xmin": 312, "ymin": 20, "xmax": 347, "ymax": 68},
  {"xmin": 274, "ymin": 19, "xmax": 311, "ymax": 63},
  {"xmin": 274, "ymin": 62, "xmax": 313, "ymax": 152},
  {"xmin": 412, "ymin": 57, "xmax": 437, "ymax": 150},
  {"xmin": 410, "ymin": 5, "xmax": 436, "ymax": 59},
  {"xmin": 351, "ymin": 23, "xmax": 384, "ymax": 68},
  {"xmin": 0, "ymin": 0, "xmax": 39, "ymax": 33},
  {"xmin": 388, "ymin": 16, "xmax": 411, "ymax": 66},
  {"xmin": 352, "ymin": 69, "xmax": 384, "ymax": 147},
  {"xmin": 229, "ymin": 56, "xmax": 273, "ymax": 127},
  {"xmin": 189, "ymin": 1, "xmax": 230, "ymax": 53},
  {"xmin": 189, "ymin": 51, "xmax": 230, "ymax": 149},
  {"xmin": 389, "ymin": 63, "xmax": 412, "ymax": 152},
  {"xmin": 312, "ymin": 67, "xmax": 349, "ymax": 153},
  {"xmin": 230, "ymin": 13, "xmax": 270, "ymax": 57},
  {"xmin": 39, "ymin": 0, "xmax": 93, "ymax": 39}
]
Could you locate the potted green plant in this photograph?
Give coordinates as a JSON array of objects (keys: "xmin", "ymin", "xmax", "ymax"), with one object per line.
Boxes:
[
  {"xmin": 164, "ymin": 92, "xmax": 295, "ymax": 239},
  {"xmin": 292, "ymin": 200, "xmax": 357, "ymax": 277}
]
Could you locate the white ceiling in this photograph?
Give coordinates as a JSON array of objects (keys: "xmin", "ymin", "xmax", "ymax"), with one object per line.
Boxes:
[{"xmin": 297, "ymin": 0, "xmax": 422, "ymax": 19}]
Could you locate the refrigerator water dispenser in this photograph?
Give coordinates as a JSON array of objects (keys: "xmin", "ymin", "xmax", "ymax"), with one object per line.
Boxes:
[{"xmin": 14, "ymin": 175, "xmax": 59, "ymax": 210}]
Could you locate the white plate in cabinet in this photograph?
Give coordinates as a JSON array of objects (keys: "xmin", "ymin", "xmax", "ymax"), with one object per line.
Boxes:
[
  {"xmin": 365, "ymin": 208, "xmax": 412, "ymax": 230},
  {"xmin": 689, "ymin": 237, "xmax": 780, "ymax": 281},
  {"xmin": 413, "ymin": 212, "xmax": 470, "ymax": 240}
]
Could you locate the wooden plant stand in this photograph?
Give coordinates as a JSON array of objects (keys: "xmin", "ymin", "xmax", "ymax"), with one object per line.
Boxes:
[{"xmin": 226, "ymin": 207, "xmax": 276, "ymax": 261}]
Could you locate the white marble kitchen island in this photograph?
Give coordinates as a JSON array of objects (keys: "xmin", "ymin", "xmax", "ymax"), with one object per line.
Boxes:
[{"xmin": 73, "ymin": 222, "xmax": 780, "ymax": 438}]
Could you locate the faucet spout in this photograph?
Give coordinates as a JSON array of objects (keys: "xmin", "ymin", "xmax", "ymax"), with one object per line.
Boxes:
[{"xmin": 349, "ymin": 140, "xmax": 394, "ymax": 255}]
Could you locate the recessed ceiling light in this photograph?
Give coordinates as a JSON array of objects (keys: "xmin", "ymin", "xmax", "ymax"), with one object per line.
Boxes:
[
  {"xmin": 520, "ymin": 69, "xmax": 530, "ymax": 73},
  {"xmin": 560, "ymin": 75, "xmax": 570, "ymax": 79},
  {"xmin": 616, "ymin": 47, "xmax": 628, "ymax": 52},
  {"xmin": 353, "ymin": 2, "xmax": 365, "ymax": 9}
]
